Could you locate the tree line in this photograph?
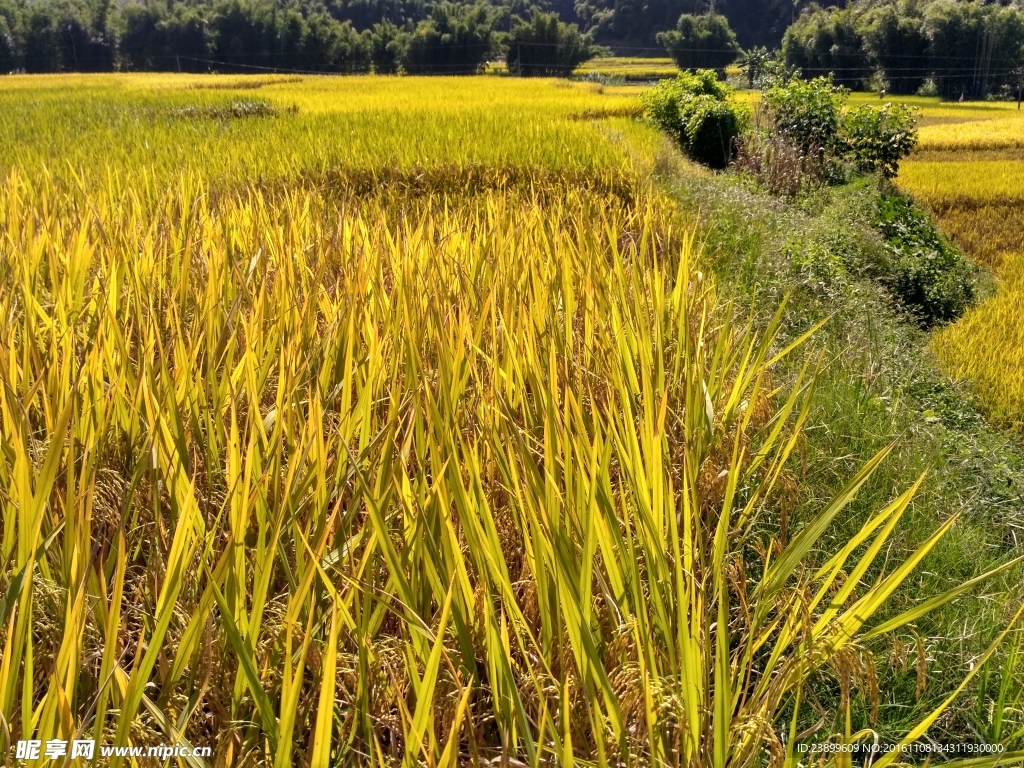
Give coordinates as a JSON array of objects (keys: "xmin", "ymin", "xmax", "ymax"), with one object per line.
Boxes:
[
  {"xmin": 1, "ymin": 0, "xmax": 1023, "ymax": 99},
  {"xmin": 657, "ymin": 1, "xmax": 1024, "ymax": 101},
  {"xmin": 0, "ymin": 0, "xmax": 598, "ymax": 74},
  {"xmin": 0, "ymin": 0, "xmax": 847, "ymax": 75}
]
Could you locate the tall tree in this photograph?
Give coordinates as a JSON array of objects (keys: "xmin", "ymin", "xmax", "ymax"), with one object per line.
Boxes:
[
  {"xmin": 782, "ymin": 5, "xmax": 870, "ymax": 89},
  {"xmin": 506, "ymin": 12, "xmax": 596, "ymax": 76},
  {"xmin": 861, "ymin": 3, "xmax": 929, "ymax": 95},
  {"xmin": 402, "ymin": 3, "xmax": 493, "ymax": 74},
  {"xmin": 657, "ymin": 12, "xmax": 741, "ymax": 73}
]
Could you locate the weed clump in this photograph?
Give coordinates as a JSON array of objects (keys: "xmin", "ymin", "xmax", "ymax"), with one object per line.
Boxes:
[{"xmin": 163, "ymin": 99, "xmax": 293, "ymax": 120}]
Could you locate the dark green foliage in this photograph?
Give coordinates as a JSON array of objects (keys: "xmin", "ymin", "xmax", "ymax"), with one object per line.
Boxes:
[
  {"xmin": 572, "ymin": 0, "xmax": 841, "ymax": 50},
  {"xmin": 843, "ymin": 102, "xmax": 916, "ymax": 178},
  {"xmin": 780, "ymin": 1, "xmax": 1024, "ymax": 101},
  {"xmin": 300, "ymin": 14, "xmax": 371, "ymax": 72},
  {"xmin": 368, "ymin": 20, "xmax": 404, "ymax": 73},
  {"xmin": 642, "ymin": 70, "xmax": 746, "ymax": 169},
  {"xmin": 860, "ymin": 4, "xmax": 928, "ymax": 95},
  {"xmin": 401, "ymin": 3, "xmax": 493, "ymax": 74},
  {"xmin": 874, "ymin": 194, "xmax": 974, "ymax": 325},
  {"xmin": 505, "ymin": 12, "xmax": 595, "ymax": 76},
  {"xmin": 13, "ymin": 0, "xmax": 115, "ymax": 73},
  {"xmin": 2, "ymin": 0, "xmax": 1020, "ymax": 82},
  {"xmin": 720, "ymin": 0, "xmax": 841, "ymax": 50},
  {"xmin": 682, "ymin": 95, "xmax": 745, "ymax": 169},
  {"xmin": 656, "ymin": 12, "xmax": 741, "ymax": 74},
  {"xmin": 0, "ymin": 17, "xmax": 14, "ymax": 73},
  {"xmin": 923, "ymin": 1, "xmax": 1024, "ymax": 100},
  {"xmin": 782, "ymin": 5, "xmax": 870, "ymax": 89},
  {"xmin": 120, "ymin": 3, "xmax": 213, "ymax": 71},
  {"xmin": 204, "ymin": 0, "xmax": 372, "ymax": 73},
  {"xmin": 325, "ymin": 0, "xmax": 427, "ymax": 31}
]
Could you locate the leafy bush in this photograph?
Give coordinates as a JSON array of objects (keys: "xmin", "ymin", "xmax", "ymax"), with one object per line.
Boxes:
[
  {"xmin": 641, "ymin": 70, "xmax": 747, "ymax": 169},
  {"xmin": 656, "ymin": 12, "xmax": 741, "ymax": 74},
  {"xmin": 682, "ymin": 94, "xmax": 745, "ymax": 169},
  {"xmin": 505, "ymin": 12, "xmax": 597, "ymax": 76},
  {"xmin": 875, "ymin": 194, "xmax": 974, "ymax": 325},
  {"xmin": 843, "ymin": 102, "xmax": 918, "ymax": 178},
  {"xmin": 755, "ymin": 75, "xmax": 918, "ymax": 191}
]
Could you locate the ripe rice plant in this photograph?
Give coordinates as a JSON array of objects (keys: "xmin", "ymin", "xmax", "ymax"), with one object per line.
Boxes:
[
  {"xmin": 934, "ymin": 258, "xmax": 1024, "ymax": 431},
  {"xmin": 1, "ymin": 75, "xmax": 1021, "ymax": 766},
  {"xmin": 916, "ymin": 116, "xmax": 1024, "ymax": 152}
]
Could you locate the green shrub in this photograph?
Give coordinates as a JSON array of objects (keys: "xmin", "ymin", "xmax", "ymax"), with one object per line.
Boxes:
[
  {"xmin": 682, "ymin": 94, "xmax": 745, "ymax": 169},
  {"xmin": 641, "ymin": 70, "xmax": 747, "ymax": 169},
  {"xmin": 875, "ymin": 194, "xmax": 974, "ymax": 325},
  {"xmin": 843, "ymin": 102, "xmax": 918, "ymax": 179}
]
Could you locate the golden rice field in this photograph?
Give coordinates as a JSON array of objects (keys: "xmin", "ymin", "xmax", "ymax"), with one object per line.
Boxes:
[
  {"xmin": 893, "ymin": 98, "xmax": 1024, "ymax": 428},
  {"xmin": 2, "ymin": 74, "xmax": 1020, "ymax": 767}
]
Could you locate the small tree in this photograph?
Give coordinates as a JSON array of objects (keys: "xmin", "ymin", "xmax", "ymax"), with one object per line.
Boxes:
[
  {"xmin": 741, "ymin": 46, "xmax": 770, "ymax": 89},
  {"xmin": 656, "ymin": 12, "xmax": 741, "ymax": 75},
  {"xmin": 843, "ymin": 102, "xmax": 918, "ymax": 178},
  {"xmin": 762, "ymin": 74, "xmax": 848, "ymax": 157},
  {"xmin": 505, "ymin": 12, "xmax": 596, "ymax": 77}
]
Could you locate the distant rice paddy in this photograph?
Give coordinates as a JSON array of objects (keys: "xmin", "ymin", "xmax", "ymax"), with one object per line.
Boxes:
[{"xmin": 893, "ymin": 96, "xmax": 1024, "ymax": 428}]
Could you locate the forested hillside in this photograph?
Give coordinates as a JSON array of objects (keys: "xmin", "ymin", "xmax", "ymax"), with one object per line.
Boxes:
[{"xmin": 1, "ymin": 0, "xmax": 1022, "ymax": 91}]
